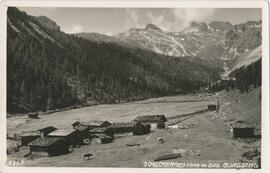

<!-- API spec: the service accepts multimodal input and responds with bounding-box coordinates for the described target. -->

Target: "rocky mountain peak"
[145,23,163,32]
[182,22,212,34]
[34,16,60,31]
[190,21,207,27]
[209,21,233,32]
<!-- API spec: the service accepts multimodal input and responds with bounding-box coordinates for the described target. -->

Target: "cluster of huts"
[11,105,258,158]
[18,114,167,157]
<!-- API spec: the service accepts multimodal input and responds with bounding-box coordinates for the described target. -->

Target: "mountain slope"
[115,22,228,61]
[223,45,261,77]
[221,20,262,81]
[211,20,262,93]
[114,20,261,73]
[223,20,262,67]
[7,7,222,113]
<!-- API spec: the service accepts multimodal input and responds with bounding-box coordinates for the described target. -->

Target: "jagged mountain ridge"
[223,20,262,63]
[76,20,261,71]
[221,20,262,78]
[7,7,222,113]
[114,22,230,59]
[114,21,261,68]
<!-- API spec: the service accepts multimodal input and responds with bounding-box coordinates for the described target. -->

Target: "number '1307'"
[8,160,24,166]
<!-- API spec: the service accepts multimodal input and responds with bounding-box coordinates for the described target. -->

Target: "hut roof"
[134,114,167,122]
[84,120,111,126]
[110,122,135,128]
[72,121,84,126]
[48,129,76,136]
[28,112,39,116]
[28,137,63,147]
[93,134,113,139]
[75,125,89,131]
[231,120,254,128]
[135,122,151,128]
[28,113,39,118]
[21,131,40,137]
[231,123,254,128]
[37,126,57,132]
[89,127,110,133]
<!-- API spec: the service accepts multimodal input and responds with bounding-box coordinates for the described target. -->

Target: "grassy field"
[6,89,261,167]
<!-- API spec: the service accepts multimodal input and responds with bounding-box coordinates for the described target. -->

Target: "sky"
[19,8,262,35]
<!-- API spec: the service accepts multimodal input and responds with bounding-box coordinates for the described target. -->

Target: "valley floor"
[6,88,261,168]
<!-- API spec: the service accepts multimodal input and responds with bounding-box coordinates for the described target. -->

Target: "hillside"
[7,7,222,113]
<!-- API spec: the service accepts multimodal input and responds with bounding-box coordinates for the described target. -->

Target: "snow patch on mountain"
[115,23,228,59]
[170,36,189,56]
[223,45,261,77]
[234,45,261,69]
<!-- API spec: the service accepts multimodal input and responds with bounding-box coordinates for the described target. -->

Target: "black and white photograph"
[1,0,269,171]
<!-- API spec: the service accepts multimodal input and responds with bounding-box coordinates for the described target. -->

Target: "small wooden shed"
[72,120,111,129]
[28,112,39,119]
[231,122,255,138]
[84,120,112,129]
[75,125,91,145]
[21,131,40,146]
[47,129,77,146]
[208,104,218,111]
[89,127,114,138]
[72,121,85,129]
[134,114,167,130]
[133,122,151,135]
[91,134,113,144]
[108,122,135,137]
[37,126,57,137]
[28,137,70,156]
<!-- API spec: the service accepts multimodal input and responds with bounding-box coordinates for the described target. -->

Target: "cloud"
[172,9,217,30]
[66,24,83,33]
[146,11,164,25]
[124,9,144,30]
[124,9,138,28]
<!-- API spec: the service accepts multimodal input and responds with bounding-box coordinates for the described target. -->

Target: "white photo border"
[0,0,269,173]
